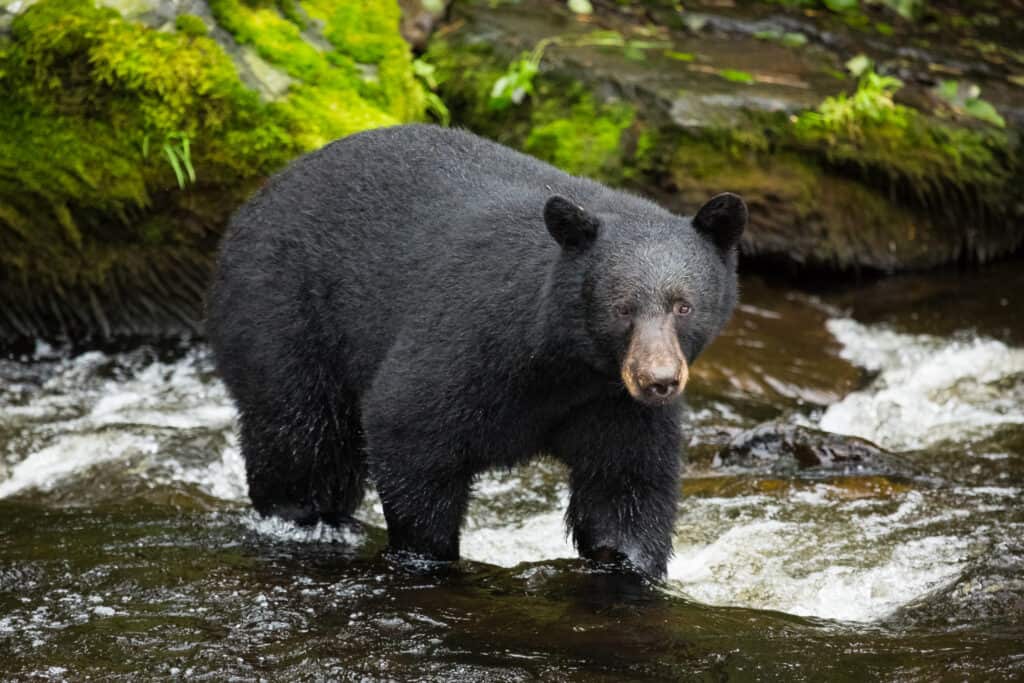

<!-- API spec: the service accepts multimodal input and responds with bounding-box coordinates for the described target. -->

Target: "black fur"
[206,124,744,577]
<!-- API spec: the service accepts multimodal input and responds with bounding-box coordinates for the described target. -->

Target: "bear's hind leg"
[239,391,366,527]
[369,441,472,561]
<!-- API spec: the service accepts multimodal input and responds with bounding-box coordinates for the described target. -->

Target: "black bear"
[207,124,746,577]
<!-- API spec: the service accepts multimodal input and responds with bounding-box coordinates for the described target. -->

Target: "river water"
[1,262,1022,680]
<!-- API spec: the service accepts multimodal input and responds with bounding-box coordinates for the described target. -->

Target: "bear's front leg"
[552,399,683,578]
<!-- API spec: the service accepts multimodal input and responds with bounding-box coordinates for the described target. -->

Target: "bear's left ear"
[544,195,600,251]
[693,192,747,252]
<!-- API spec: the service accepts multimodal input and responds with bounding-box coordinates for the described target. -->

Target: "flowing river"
[2,262,1022,680]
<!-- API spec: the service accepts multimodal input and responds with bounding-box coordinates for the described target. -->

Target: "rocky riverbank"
[1,0,1021,344]
[427,0,1023,273]
[0,0,435,343]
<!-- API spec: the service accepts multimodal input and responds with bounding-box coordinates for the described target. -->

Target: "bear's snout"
[620,318,688,406]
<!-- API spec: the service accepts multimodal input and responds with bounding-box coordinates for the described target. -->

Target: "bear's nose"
[641,366,682,401]
[646,380,679,399]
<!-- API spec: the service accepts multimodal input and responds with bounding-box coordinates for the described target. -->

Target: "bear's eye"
[614,303,634,318]
[672,301,693,317]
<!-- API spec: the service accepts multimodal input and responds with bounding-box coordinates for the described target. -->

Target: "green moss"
[0,0,429,341]
[208,0,334,82]
[792,69,1013,212]
[426,38,636,182]
[208,0,423,132]
[174,13,208,37]
[0,0,288,242]
[427,27,1021,272]
[525,96,634,178]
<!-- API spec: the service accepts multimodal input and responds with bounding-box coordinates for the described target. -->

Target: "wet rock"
[715,421,908,477]
[427,0,1024,274]
[888,542,1024,630]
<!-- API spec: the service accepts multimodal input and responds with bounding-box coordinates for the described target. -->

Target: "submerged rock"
[716,421,911,477]
[888,541,1024,630]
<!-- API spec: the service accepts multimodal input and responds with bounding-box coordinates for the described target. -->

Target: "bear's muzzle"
[620,317,688,406]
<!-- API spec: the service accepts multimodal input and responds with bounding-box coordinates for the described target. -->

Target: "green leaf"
[164,144,185,189]
[755,29,807,48]
[845,54,872,77]
[881,0,921,20]
[567,0,593,14]
[425,92,450,126]
[627,40,671,50]
[180,136,195,183]
[412,59,438,89]
[936,79,959,102]
[964,98,1006,127]
[782,32,808,47]
[578,30,625,47]
[718,69,755,84]
[664,50,695,62]
[488,54,541,110]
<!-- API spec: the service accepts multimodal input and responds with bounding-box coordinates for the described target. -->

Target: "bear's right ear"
[544,195,600,251]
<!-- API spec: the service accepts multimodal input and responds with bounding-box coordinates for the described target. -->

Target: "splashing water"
[3,315,1020,631]
[820,319,1024,451]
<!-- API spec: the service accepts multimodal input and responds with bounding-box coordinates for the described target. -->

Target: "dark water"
[2,262,1023,680]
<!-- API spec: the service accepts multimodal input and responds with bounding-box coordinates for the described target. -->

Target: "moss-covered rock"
[425,0,1024,274]
[0,0,429,344]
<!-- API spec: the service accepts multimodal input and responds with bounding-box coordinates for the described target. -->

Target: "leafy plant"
[823,0,857,12]
[794,60,907,143]
[412,59,451,125]
[935,80,1005,128]
[489,47,544,110]
[142,132,196,189]
[488,31,668,110]
[845,53,873,77]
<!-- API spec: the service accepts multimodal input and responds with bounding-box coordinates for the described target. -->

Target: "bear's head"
[545,192,747,407]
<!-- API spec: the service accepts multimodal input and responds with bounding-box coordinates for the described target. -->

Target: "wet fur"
[206,124,741,576]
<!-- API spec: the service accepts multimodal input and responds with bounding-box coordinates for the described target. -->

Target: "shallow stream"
[2,262,1022,680]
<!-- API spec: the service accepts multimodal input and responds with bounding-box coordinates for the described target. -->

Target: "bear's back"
[209,125,676,394]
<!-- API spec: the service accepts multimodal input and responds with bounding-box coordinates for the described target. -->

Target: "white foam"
[667,499,967,622]
[0,432,159,498]
[461,507,575,567]
[0,347,236,498]
[820,319,1024,450]
[165,439,248,502]
[0,329,1013,625]
[242,513,366,545]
